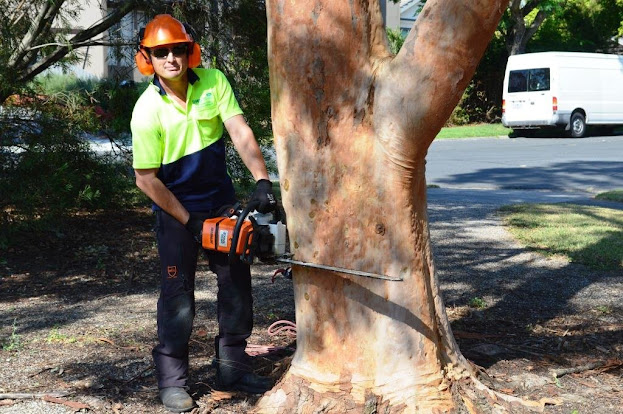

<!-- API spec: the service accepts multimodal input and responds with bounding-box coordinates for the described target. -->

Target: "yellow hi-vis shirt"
[131,68,243,211]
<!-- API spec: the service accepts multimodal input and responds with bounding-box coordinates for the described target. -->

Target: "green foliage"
[386,28,405,55]
[596,305,612,314]
[469,297,487,309]
[46,326,76,344]
[0,88,143,249]
[37,73,146,134]
[1,320,22,352]
[530,0,623,53]
[92,79,146,134]
[595,190,623,203]
[36,73,98,96]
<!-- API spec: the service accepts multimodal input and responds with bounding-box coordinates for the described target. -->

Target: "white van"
[502,52,623,137]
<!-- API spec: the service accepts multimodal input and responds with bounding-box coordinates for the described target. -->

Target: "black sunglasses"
[150,45,188,59]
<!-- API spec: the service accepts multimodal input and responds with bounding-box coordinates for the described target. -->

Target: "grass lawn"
[436,123,512,139]
[499,202,623,270]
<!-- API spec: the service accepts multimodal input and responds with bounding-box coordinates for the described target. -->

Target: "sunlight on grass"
[500,203,623,270]
[436,123,512,139]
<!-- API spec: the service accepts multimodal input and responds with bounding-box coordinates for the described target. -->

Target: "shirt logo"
[167,266,178,279]
[193,91,215,107]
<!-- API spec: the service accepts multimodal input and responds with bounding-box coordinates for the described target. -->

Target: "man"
[131,14,276,413]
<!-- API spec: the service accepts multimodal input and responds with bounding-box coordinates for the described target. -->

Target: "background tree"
[530,0,623,53]
[0,0,144,104]
[499,0,563,55]
[252,0,547,412]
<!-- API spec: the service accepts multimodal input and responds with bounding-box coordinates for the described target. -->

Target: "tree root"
[455,374,562,413]
[255,366,563,414]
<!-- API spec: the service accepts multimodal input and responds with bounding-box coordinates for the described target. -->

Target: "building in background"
[382,0,401,31]
[64,1,146,81]
[381,1,423,36]
[399,0,422,37]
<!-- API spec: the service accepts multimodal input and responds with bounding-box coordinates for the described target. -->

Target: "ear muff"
[135,48,154,76]
[183,23,202,69]
[188,42,201,68]
[135,27,154,76]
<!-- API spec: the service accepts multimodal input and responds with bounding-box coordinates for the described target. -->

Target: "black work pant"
[152,210,253,389]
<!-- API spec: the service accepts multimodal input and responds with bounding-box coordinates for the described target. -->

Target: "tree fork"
[257,1,515,412]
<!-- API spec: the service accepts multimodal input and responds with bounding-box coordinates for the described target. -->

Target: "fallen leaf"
[97,337,138,351]
[210,390,236,401]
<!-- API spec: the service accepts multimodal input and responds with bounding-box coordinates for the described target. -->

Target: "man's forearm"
[239,142,270,181]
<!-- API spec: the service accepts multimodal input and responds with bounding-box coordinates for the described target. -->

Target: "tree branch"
[378,0,509,153]
[15,0,141,84]
[525,9,546,39]
[521,0,541,17]
[26,40,136,51]
[9,0,66,68]
[7,0,28,26]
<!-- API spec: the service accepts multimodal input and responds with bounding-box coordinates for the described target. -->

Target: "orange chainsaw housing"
[202,217,254,255]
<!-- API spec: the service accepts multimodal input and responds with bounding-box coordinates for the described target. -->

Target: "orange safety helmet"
[135,14,202,76]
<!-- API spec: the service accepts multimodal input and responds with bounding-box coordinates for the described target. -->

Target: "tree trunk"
[505,0,548,55]
[257,0,508,412]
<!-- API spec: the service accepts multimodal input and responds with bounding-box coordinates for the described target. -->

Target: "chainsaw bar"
[275,257,404,282]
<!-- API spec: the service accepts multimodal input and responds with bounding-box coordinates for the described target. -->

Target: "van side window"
[508,68,550,92]
[528,68,550,91]
[509,70,528,92]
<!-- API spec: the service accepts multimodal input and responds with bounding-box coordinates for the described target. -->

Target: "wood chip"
[42,395,90,410]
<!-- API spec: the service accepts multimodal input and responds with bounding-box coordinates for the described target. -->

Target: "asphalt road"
[425,135,623,193]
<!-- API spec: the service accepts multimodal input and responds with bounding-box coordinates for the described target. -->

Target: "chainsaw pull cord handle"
[228,200,261,264]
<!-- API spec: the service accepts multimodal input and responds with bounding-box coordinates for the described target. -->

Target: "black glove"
[184,213,204,244]
[251,179,277,214]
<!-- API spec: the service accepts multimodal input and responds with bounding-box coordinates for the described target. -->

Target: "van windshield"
[508,68,550,93]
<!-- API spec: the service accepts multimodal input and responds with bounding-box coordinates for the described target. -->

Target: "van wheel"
[570,112,586,138]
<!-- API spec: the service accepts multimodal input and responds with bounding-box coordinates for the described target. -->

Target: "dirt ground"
[0,206,621,413]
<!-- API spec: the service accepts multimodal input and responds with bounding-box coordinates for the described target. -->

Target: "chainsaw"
[201,200,286,264]
[201,201,402,282]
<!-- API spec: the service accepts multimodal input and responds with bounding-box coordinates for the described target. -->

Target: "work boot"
[159,387,195,413]
[223,372,273,394]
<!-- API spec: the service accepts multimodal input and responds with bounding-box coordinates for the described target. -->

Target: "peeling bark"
[257,1,508,412]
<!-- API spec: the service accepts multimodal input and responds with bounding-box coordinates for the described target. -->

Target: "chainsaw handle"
[228,200,260,264]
